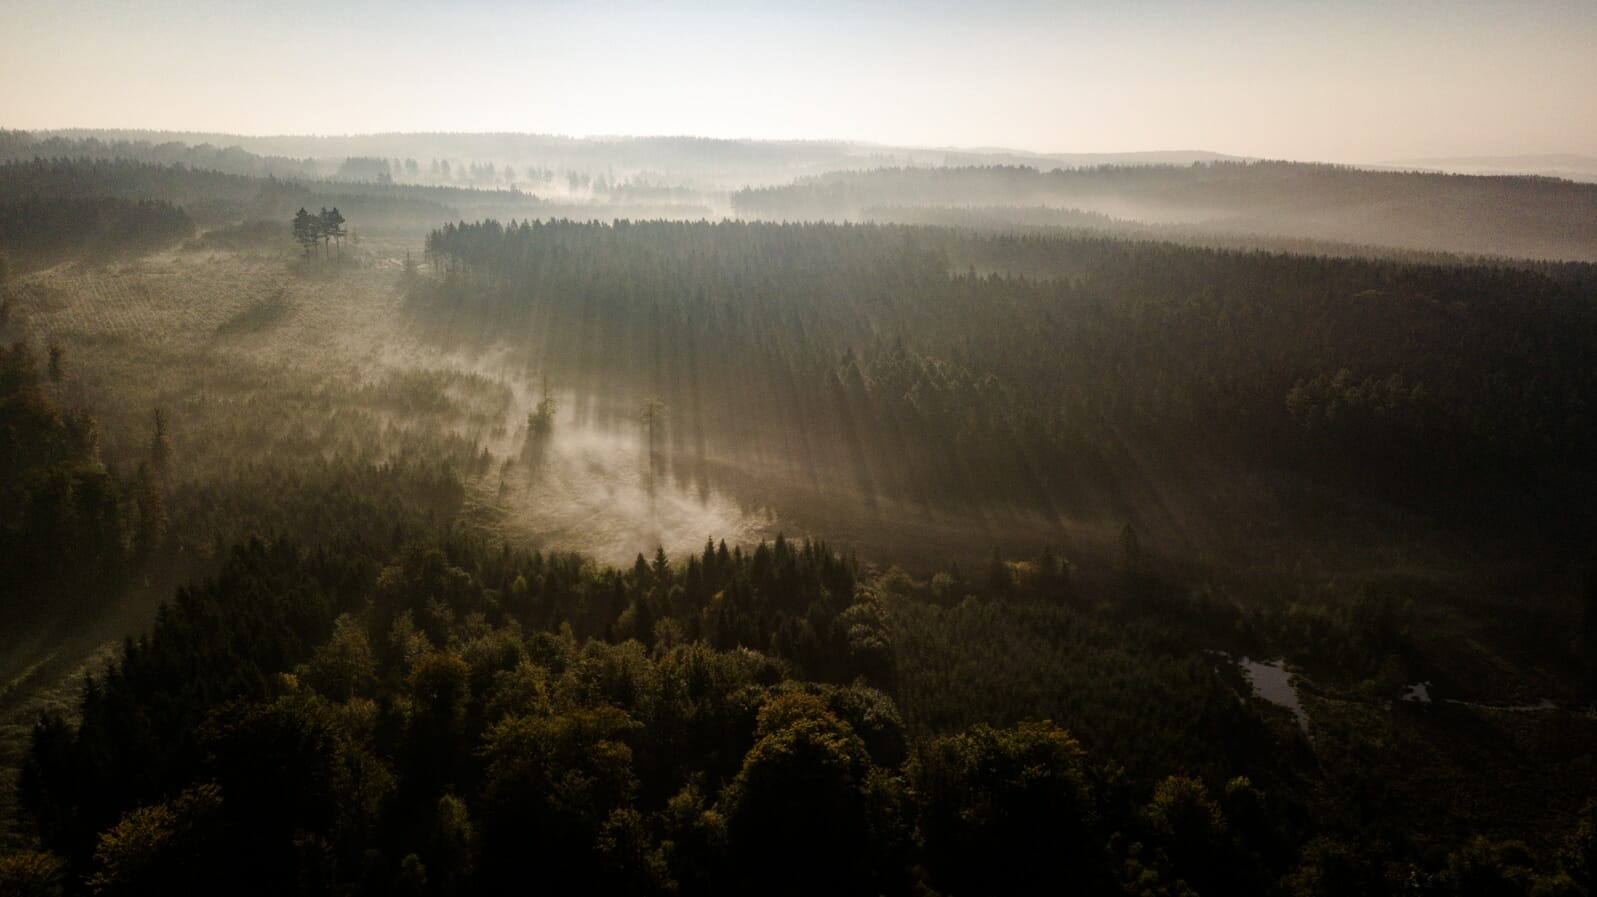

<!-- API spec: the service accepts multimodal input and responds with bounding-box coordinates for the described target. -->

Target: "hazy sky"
[2,0,1594,162]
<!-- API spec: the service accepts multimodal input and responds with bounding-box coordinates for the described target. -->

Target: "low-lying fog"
[489,382,774,565]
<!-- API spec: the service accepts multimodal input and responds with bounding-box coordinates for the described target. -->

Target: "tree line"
[0,198,192,265]
[0,158,547,236]
[729,162,1597,261]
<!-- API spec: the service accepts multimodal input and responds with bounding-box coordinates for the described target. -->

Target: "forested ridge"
[731,163,1597,260]
[0,158,549,242]
[418,219,1597,534]
[0,130,323,181]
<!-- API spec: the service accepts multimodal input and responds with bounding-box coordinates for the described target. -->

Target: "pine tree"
[524,376,559,468]
[291,208,318,257]
[652,547,671,588]
[639,397,666,464]
[323,208,347,257]
[317,207,333,257]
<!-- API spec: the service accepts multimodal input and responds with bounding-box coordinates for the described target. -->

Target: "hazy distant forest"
[0,127,1595,897]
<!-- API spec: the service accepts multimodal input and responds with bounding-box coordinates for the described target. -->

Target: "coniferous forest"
[2,11,1597,892]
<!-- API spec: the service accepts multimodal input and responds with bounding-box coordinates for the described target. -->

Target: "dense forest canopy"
[416,218,1597,542]
[0,129,323,180]
[0,198,193,263]
[0,136,1594,897]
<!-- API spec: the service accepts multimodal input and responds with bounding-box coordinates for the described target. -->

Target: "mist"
[3,3,1597,895]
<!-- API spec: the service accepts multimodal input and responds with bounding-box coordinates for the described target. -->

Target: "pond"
[1236,656,1310,733]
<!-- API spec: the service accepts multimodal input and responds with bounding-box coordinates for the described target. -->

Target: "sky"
[1,0,1594,163]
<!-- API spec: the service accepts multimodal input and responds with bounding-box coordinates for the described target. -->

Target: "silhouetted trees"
[323,206,346,256]
[292,207,318,256]
[292,206,348,258]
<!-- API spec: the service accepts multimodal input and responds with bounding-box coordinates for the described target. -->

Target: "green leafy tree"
[477,706,640,886]
[424,794,476,897]
[299,614,377,701]
[913,720,1099,896]
[405,651,472,790]
[204,690,391,864]
[722,692,881,896]
[1142,775,1268,895]
[655,783,727,895]
[393,853,428,897]
[595,807,673,896]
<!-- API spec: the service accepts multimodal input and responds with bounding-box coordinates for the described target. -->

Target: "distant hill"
[941,148,1247,169]
[1386,154,1597,183]
[10,130,1592,260]
[732,162,1597,261]
[0,157,546,238]
[19,129,1243,190]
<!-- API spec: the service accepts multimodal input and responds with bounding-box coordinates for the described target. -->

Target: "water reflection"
[1236,656,1310,733]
